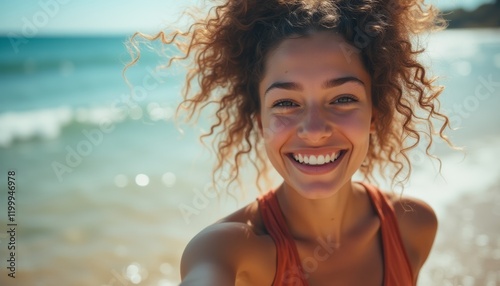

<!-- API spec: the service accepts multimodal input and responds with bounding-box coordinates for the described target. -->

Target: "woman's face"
[258,31,374,199]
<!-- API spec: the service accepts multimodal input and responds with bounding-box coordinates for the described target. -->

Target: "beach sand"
[419,180,500,286]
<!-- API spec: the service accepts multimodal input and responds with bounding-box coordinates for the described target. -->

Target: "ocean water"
[0,29,499,285]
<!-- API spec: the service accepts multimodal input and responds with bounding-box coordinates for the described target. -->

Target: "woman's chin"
[287,181,347,200]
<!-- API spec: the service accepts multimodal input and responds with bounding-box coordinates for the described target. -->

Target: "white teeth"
[317,155,325,165]
[325,154,331,162]
[292,151,343,165]
[309,156,317,165]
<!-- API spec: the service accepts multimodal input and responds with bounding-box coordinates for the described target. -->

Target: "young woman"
[130,0,452,284]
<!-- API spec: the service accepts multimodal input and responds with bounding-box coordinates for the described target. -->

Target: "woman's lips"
[287,150,347,175]
[292,151,342,165]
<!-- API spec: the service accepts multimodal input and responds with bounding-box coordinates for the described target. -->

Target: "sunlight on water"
[114,174,129,188]
[135,174,150,187]
[162,172,177,188]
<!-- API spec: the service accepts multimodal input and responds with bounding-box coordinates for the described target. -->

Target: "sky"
[0,0,495,36]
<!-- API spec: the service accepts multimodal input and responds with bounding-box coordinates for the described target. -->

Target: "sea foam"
[0,106,127,147]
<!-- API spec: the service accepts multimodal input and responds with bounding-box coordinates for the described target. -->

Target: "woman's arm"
[180,222,250,285]
[180,262,235,286]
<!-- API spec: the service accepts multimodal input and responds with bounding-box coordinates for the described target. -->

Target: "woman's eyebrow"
[264,76,365,96]
[264,82,301,95]
[322,76,365,89]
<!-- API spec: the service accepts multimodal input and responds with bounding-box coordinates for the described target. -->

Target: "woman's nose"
[297,107,332,143]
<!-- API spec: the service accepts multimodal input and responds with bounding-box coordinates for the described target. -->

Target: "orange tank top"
[257,182,414,285]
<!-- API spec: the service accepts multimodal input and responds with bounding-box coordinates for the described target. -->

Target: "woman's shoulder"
[361,183,437,234]
[180,199,274,284]
[179,221,252,285]
[385,192,438,244]
[181,199,264,262]
[385,191,438,277]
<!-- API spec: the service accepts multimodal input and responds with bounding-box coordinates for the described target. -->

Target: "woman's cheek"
[262,114,297,142]
[332,111,372,139]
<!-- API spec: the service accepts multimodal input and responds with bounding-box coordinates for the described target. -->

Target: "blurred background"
[0,0,499,285]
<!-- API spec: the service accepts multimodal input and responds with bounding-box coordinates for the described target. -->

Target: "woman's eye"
[333,96,357,104]
[272,100,298,108]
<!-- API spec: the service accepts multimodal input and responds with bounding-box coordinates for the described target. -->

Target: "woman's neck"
[275,180,359,247]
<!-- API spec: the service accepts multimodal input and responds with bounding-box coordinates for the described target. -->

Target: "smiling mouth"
[290,150,346,166]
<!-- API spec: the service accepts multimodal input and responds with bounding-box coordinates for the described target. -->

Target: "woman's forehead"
[262,32,368,82]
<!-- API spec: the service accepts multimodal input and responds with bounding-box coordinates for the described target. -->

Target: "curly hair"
[125,0,453,193]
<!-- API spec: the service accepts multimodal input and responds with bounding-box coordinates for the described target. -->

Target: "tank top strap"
[257,184,414,285]
[359,182,414,285]
[257,191,309,285]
